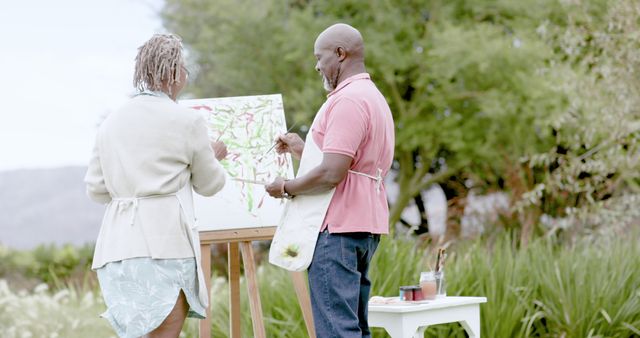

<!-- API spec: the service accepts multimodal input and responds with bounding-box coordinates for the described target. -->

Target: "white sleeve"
[84,132,111,204]
[189,115,226,196]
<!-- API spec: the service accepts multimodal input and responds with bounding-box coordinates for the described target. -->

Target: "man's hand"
[266,176,286,198]
[275,133,304,160]
[211,140,228,161]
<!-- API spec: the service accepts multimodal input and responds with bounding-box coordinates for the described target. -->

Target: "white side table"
[368,296,487,338]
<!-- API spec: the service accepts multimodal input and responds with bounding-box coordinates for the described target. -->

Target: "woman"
[85,34,227,338]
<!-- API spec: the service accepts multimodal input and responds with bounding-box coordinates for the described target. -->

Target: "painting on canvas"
[181,94,294,230]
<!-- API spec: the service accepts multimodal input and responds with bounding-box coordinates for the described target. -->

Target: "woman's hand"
[210,140,228,161]
[275,133,304,160]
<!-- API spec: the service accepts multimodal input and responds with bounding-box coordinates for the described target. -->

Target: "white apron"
[107,183,209,307]
[269,101,385,271]
[176,183,209,307]
[269,121,335,271]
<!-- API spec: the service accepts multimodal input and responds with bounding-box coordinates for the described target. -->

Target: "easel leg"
[199,244,212,338]
[240,241,267,338]
[290,271,316,338]
[228,242,242,338]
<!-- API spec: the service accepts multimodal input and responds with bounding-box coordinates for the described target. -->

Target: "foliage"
[0,244,94,288]
[439,231,640,337]
[181,231,640,337]
[0,281,111,338]
[518,0,640,237]
[161,0,577,233]
[2,231,637,337]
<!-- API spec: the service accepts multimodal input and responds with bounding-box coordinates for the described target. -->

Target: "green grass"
[182,231,639,337]
[0,280,112,338]
[1,231,638,337]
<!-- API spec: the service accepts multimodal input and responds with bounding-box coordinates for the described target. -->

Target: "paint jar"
[435,271,446,298]
[411,286,425,301]
[399,286,414,301]
[419,271,437,300]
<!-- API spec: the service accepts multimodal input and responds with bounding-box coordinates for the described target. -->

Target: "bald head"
[314,23,364,62]
[313,24,367,91]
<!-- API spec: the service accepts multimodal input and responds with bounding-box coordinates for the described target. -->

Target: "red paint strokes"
[257,195,265,208]
[190,105,213,111]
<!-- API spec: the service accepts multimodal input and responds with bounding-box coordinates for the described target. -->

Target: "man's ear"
[336,46,347,62]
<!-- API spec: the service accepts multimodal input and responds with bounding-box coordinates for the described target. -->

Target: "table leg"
[459,306,481,337]
[413,326,427,338]
[379,324,422,338]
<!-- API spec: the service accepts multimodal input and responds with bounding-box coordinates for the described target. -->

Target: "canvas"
[181,94,294,230]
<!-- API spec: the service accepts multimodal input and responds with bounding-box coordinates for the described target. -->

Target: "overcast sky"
[0,0,163,171]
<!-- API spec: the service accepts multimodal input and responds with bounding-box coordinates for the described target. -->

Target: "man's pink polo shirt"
[312,73,395,234]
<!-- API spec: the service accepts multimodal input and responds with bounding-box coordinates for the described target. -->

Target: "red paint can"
[399,286,414,301]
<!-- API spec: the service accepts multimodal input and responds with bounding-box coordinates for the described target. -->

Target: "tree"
[162,0,619,237]
[519,0,640,238]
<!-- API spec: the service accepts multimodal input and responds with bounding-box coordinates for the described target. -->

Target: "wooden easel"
[198,226,316,338]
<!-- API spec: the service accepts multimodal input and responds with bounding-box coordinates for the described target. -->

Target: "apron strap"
[347,168,384,193]
[111,192,178,226]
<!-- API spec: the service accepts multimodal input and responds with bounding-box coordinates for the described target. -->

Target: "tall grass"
[446,233,640,337]
[2,231,638,337]
[0,280,112,338]
[182,266,325,337]
[180,235,429,338]
[188,231,640,338]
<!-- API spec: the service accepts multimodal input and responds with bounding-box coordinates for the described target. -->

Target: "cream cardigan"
[85,94,225,270]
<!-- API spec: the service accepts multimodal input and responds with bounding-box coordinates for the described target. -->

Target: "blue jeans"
[308,230,381,338]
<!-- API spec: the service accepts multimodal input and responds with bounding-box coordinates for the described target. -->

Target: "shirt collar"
[327,73,371,97]
[136,89,172,100]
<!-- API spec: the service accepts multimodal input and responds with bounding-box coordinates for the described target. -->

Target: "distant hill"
[0,166,104,249]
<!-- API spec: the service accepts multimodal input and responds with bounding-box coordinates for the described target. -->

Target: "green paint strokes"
[183,95,292,216]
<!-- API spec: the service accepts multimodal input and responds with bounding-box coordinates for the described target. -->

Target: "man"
[266,23,395,337]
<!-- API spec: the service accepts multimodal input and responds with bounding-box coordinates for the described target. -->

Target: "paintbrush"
[435,248,444,273]
[232,178,269,185]
[437,249,447,273]
[440,252,448,272]
[261,122,298,156]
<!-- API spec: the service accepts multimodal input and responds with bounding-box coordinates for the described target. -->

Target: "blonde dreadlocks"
[133,34,185,96]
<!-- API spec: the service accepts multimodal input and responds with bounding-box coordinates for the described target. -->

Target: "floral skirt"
[96,257,206,338]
